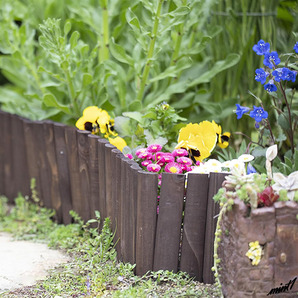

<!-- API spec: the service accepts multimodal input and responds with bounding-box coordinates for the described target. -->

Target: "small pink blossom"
[126,154,133,160]
[196,160,201,166]
[163,153,175,163]
[147,163,161,172]
[136,148,147,157]
[141,160,152,167]
[172,148,189,157]
[165,162,183,174]
[155,152,165,161]
[177,156,192,166]
[147,144,162,153]
[139,151,152,159]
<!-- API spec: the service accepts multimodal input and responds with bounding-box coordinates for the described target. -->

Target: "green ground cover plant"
[0,190,219,297]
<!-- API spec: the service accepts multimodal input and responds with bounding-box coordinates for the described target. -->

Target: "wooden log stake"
[153,173,185,272]
[180,173,209,281]
[203,172,228,284]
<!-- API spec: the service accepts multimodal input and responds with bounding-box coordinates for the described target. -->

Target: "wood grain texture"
[180,173,209,281]
[153,173,185,272]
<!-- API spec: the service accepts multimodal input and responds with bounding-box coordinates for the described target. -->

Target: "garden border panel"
[180,173,209,281]
[0,111,6,195]
[65,126,83,218]
[42,120,63,220]
[88,134,100,218]
[203,172,228,284]
[153,173,185,272]
[54,123,73,224]
[136,171,158,276]
[77,130,92,221]
[2,112,13,202]
[11,115,30,199]
[97,138,109,229]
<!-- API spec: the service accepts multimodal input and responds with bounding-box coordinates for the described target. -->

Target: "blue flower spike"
[249,106,268,122]
[294,42,298,54]
[255,68,268,84]
[253,40,270,55]
[235,104,250,119]
[264,79,277,92]
[263,51,281,69]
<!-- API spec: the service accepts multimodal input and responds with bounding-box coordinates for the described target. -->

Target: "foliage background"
[0,0,297,151]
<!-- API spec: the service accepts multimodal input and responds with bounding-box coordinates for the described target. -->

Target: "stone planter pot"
[218,198,298,298]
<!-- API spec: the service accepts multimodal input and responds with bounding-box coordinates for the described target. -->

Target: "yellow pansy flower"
[108,136,127,152]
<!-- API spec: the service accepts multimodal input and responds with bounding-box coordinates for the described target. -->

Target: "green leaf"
[82,73,93,87]
[64,20,72,36]
[43,93,71,114]
[114,116,134,137]
[149,57,192,83]
[122,111,144,124]
[69,31,80,49]
[109,38,134,66]
[188,53,240,87]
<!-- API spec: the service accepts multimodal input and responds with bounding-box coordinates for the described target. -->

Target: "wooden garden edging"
[0,110,227,284]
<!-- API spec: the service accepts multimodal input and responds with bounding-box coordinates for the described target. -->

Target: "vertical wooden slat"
[180,173,209,281]
[127,162,141,267]
[135,171,158,276]
[42,121,62,221]
[203,172,228,284]
[11,115,30,198]
[97,138,109,227]
[114,154,125,259]
[54,123,73,224]
[120,158,137,263]
[23,120,43,205]
[111,148,121,239]
[104,143,116,223]
[153,173,185,272]
[88,134,100,219]
[77,130,92,222]
[1,112,13,202]
[65,127,83,218]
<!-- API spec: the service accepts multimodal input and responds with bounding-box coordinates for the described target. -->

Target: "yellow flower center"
[170,167,178,173]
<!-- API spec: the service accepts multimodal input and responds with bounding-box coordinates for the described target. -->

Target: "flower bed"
[0,110,227,283]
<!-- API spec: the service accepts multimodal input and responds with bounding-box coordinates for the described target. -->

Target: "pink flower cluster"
[135,145,195,177]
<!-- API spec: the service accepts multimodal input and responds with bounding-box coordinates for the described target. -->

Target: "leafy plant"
[0,0,239,126]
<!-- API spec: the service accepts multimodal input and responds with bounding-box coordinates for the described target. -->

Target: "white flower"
[238,154,254,163]
[230,159,245,175]
[272,171,298,200]
[205,159,222,168]
[222,160,232,168]
[266,144,278,161]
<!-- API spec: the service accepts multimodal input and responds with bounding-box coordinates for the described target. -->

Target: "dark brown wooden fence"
[0,110,227,284]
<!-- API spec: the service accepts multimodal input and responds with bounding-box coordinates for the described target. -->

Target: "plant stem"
[136,0,164,102]
[64,68,80,116]
[99,0,109,62]
[279,82,294,154]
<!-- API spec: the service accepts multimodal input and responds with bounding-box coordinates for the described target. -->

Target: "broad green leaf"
[109,38,134,66]
[149,57,192,83]
[122,111,144,124]
[43,93,71,114]
[114,116,134,137]
[188,53,240,87]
